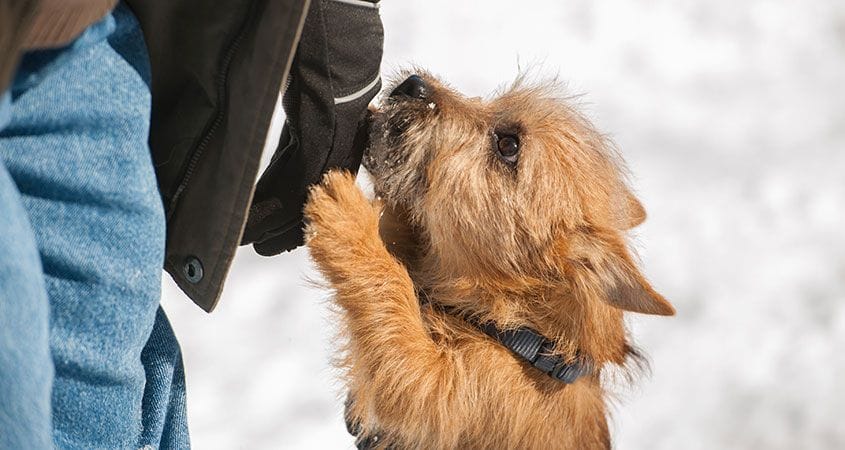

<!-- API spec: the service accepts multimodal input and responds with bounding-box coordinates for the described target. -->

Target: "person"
[0,0,383,447]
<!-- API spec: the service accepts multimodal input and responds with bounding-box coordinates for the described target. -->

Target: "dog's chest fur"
[333,209,613,449]
[344,297,611,450]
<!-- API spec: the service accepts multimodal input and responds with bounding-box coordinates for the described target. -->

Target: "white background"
[162,0,845,448]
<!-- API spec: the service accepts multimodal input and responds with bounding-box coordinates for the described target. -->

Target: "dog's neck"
[378,203,634,368]
[416,289,594,382]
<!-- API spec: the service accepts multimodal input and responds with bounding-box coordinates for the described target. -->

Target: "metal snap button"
[183,256,204,284]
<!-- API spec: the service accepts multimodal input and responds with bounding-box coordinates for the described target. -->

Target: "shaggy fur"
[304,70,675,450]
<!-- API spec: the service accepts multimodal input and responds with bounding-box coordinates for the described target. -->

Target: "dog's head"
[366,71,673,341]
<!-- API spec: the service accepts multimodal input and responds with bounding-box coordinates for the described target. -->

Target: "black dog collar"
[424,297,593,384]
[470,319,593,384]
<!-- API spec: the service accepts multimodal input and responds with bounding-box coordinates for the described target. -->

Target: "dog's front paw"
[304,170,381,251]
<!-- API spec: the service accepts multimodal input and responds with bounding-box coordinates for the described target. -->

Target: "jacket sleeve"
[241,0,383,255]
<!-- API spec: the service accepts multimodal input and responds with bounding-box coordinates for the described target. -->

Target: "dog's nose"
[390,75,429,100]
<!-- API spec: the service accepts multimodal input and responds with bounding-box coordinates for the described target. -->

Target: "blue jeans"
[0,5,189,449]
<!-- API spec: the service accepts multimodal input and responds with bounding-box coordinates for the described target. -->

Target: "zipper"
[165,2,260,221]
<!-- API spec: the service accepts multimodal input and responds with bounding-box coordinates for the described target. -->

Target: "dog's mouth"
[362,99,423,176]
[361,109,384,174]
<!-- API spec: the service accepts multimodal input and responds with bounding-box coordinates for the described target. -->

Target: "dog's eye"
[495,134,520,164]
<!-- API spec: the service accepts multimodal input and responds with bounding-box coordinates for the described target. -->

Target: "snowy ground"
[161,1,845,448]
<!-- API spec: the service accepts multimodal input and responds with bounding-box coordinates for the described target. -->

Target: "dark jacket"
[0,0,36,91]
[0,0,383,312]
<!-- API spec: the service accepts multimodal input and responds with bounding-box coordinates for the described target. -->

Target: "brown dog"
[304,71,674,450]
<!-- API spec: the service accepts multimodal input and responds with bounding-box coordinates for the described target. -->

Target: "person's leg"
[0,161,53,450]
[141,309,190,448]
[0,4,188,448]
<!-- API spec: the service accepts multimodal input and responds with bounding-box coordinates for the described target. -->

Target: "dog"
[303,71,675,450]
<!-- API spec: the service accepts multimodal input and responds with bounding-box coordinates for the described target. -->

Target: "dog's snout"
[390,75,429,100]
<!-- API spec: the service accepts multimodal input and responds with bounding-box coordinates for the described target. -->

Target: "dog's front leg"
[305,171,464,447]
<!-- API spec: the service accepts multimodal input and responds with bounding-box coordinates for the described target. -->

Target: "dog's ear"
[617,189,646,230]
[602,241,675,316]
[564,231,675,316]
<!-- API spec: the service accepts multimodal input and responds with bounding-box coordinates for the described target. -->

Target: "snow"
[160,0,845,448]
